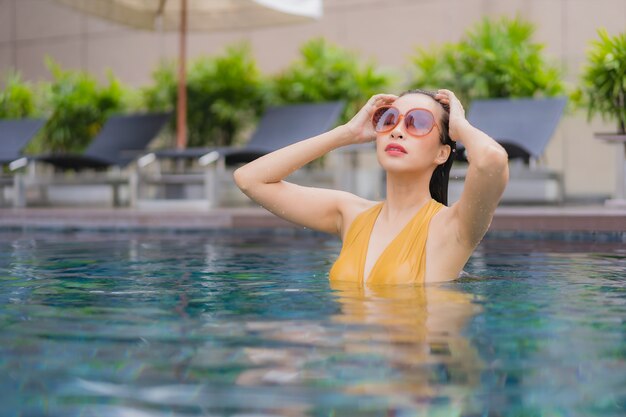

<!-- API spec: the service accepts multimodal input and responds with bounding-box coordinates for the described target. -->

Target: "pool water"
[1,230,625,417]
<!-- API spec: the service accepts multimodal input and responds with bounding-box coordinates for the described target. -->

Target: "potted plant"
[575,29,626,204]
[576,29,626,141]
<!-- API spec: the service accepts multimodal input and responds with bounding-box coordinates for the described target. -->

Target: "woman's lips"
[384,143,407,154]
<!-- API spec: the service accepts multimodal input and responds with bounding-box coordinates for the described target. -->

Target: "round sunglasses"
[372,106,439,137]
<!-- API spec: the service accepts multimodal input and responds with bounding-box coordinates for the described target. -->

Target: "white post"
[606,140,626,207]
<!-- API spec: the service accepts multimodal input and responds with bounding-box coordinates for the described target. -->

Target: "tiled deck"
[0,205,625,233]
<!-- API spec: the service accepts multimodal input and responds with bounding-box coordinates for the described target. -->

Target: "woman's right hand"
[344,93,398,144]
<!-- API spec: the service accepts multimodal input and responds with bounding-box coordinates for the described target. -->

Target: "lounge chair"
[133,101,344,208]
[0,118,46,165]
[11,112,170,207]
[0,118,46,205]
[449,97,567,204]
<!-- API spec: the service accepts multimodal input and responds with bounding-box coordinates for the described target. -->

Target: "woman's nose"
[390,128,404,139]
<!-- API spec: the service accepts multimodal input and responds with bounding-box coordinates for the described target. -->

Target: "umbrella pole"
[176,0,188,149]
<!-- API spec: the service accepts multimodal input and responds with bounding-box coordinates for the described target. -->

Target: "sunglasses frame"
[372,106,440,138]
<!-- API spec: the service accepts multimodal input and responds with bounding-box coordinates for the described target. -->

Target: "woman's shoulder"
[341,194,380,218]
[337,193,381,239]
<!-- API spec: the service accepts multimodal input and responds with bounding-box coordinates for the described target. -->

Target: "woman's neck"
[382,171,433,219]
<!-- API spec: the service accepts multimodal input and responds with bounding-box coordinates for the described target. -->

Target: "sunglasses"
[372,106,439,137]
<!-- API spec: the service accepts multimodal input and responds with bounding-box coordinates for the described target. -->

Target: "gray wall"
[2,0,626,199]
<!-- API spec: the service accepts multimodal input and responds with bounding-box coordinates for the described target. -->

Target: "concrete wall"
[1,0,625,200]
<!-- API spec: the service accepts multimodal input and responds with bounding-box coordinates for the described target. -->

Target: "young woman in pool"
[234,89,509,284]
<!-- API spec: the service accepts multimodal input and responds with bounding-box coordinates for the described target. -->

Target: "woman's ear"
[435,144,451,165]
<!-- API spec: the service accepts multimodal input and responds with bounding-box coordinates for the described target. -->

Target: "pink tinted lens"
[405,109,435,136]
[372,107,400,132]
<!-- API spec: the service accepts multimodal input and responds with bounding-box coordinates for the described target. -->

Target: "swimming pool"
[1,230,625,416]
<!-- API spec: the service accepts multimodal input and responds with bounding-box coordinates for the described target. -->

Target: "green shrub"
[0,73,38,119]
[574,29,626,134]
[272,38,393,123]
[142,61,177,113]
[409,16,565,104]
[143,43,268,148]
[29,59,127,154]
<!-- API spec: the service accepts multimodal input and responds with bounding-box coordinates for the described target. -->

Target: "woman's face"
[375,93,450,175]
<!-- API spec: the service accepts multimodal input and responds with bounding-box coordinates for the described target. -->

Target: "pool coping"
[1,205,625,233]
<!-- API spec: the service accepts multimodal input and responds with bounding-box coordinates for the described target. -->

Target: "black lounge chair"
[12,112,170,207]
[456,97,567,163]
[0,118,46,206]
[0,118,45,166]
[134,102,344,208]
[152,101,345,164]
[450,97,568,204]
[33,112,171,170]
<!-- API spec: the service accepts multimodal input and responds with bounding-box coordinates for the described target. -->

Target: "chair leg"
[112,184,121,207]
[204,167,216,209]
[129,170,139,208]
[13,173,26,208]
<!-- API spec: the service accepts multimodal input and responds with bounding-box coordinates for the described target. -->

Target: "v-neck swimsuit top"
[329,199,444,285]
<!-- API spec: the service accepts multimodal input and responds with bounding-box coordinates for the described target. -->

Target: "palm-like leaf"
[578,29,626,134]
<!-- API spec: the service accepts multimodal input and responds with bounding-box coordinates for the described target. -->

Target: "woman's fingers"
[437,88,456,97]
[436,89,464,111]
[370,93,397,105]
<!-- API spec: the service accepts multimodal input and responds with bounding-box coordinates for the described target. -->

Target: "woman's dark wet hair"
[399,88,456,206]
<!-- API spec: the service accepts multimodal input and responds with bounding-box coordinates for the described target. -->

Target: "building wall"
[1,0,625,200]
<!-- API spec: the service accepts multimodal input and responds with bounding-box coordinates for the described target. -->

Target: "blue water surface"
[0,229,625,417]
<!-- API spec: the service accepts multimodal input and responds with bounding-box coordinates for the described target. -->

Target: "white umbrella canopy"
[56,0,322,31]
[54,0,323,148]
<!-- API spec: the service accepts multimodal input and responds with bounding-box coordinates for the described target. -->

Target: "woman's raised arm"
[436,89,509,247]
[234,94,398,236]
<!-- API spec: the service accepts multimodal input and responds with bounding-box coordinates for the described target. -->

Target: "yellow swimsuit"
[329,199,444,285]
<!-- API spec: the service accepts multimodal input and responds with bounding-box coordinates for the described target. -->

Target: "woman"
[234,89,509,284]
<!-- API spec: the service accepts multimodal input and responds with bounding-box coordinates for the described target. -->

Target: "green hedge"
[29,60,129,154]
[272,38,393,124]
[143,44,268,148]
[408,16,565,105]
[0,73,38,119]
[1,21,577,153]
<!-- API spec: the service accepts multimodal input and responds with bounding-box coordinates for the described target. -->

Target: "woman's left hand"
[435,89,470,142]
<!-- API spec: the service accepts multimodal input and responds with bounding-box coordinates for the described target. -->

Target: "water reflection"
[330,281,483,412]
[236,280,484,414]
[5,231,623,416]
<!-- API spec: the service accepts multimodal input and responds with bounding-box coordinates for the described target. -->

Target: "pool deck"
[1,204,625,232]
